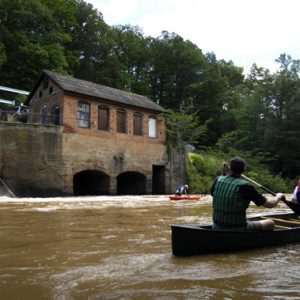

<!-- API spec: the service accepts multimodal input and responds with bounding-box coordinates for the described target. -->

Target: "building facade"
[0,70,172,196]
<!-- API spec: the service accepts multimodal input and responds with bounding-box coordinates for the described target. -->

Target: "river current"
[0,194,300,300]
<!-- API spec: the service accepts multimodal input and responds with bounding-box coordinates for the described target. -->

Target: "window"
[49,86,54,94]
[133,112,143,136]
[149,116,157,138]
[39,90,43,98]
[43,80,49,89]
[77,101,90,128]
[41,105,48,124]
[51,105,60,125]
[117,109,127,133]
[98,105,109,131]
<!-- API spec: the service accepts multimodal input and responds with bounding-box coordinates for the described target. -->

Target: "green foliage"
[0,0,78,89]
[246,170,293,194]
[148,31,206,109]
[0,43,7,69]
[69,1,120,86]
[186,152,226,193]
[111,25,151,94]
[186,150,294,194]
[238,57,300,178]
[162,106,207,150]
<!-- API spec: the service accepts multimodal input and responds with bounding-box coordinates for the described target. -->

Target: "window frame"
[98,105,110,131]
[148,116,157,138]
[77,100,90,128]
[116,108,127,133]
[51,105,60,126]
[133,112,143,136]
[43,80,49,89]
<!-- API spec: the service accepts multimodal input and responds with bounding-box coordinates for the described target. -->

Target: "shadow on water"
[0,195,300,299]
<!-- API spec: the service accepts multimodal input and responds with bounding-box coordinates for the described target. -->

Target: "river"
[0,194,300,300]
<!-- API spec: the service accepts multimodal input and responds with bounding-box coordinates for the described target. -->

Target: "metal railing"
[0,110,62,126]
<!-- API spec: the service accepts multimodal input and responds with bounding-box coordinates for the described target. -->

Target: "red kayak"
[169,195,201,201]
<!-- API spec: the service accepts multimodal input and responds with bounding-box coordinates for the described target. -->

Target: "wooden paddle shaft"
[241,174,276,196]
[240,173,300,216]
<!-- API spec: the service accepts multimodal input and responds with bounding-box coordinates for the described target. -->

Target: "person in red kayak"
[211,157,286,231]
[175,184,189,196]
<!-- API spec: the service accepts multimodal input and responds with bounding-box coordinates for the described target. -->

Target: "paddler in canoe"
[211,157,286,231]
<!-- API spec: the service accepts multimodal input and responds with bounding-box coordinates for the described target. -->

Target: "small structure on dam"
[0,70,180,196]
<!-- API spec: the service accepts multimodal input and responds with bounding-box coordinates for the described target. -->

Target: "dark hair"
[230,157,245,174]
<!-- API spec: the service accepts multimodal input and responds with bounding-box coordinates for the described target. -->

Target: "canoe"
[171,212,300,256]
[169,195,201,201]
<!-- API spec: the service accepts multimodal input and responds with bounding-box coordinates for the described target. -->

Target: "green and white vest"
[213,176,250,227]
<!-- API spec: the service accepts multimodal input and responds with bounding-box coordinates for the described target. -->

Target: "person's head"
[230,157,245,174]
[184,184,189,190]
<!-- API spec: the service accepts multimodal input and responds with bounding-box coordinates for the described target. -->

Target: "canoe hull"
[171,213,300,256]
[169,196,201,201]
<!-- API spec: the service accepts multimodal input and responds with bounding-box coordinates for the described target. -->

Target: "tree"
[0,43,7,69]
[0,0,78,89]
[110,25,151,94]
[148,31,206,108]
[185,53,244,146]
[162,107,207,149]
[67,0,123,87]
[232,55,300,178]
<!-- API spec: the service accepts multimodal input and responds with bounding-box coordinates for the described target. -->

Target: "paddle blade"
[282,199,300,216]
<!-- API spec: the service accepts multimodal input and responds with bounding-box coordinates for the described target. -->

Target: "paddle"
[241,174,300,216]
[222,161,300,215]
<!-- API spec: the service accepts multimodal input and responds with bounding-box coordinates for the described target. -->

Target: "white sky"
[87,0,300,73]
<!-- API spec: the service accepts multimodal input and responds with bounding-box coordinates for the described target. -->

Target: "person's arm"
[263,193,285,208]
[239,184,285,208]
[239,184,266,206]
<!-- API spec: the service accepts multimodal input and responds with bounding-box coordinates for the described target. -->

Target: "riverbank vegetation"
[186,151,294,194]
[1,0,299,192]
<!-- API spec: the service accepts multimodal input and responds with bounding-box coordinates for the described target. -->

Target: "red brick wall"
[62,92,166,145]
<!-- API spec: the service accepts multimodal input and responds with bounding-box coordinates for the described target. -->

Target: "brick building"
[7,70,169,196]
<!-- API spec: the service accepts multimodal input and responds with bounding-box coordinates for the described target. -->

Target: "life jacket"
[213,175,250,227]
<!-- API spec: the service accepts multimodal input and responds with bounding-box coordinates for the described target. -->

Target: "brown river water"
[0,194,300,300]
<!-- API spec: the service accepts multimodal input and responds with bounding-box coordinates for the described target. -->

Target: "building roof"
[27,70,164,112]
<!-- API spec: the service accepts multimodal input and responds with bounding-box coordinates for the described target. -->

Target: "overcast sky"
[87,0,300,73]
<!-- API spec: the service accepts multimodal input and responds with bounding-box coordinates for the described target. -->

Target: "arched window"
[117,109,127,133]
[43,80,49,89]
[148,116,157,138]
[133,112,143,136]
[51,105,60,125]
[98,105,109,131]
[40,105,48,124]
[77,101,90,128]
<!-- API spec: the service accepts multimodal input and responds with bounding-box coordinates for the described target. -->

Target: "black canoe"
[171,212,300,256]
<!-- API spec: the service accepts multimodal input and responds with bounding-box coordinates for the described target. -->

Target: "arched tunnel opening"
[117,171,146,195]
[73,170,110,196]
